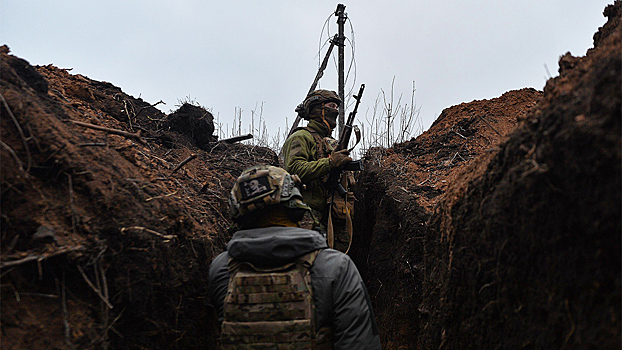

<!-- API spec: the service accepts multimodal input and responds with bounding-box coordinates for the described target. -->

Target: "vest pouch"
[330,172,356,221]
[331,192,355,221]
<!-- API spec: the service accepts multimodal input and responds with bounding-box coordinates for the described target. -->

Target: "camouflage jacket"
[282,120,335,212]
[209,227,382,350]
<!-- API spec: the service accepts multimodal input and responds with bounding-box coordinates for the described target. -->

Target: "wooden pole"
[285,35,339,139]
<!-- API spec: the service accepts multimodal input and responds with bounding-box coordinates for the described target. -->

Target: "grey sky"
[2,0,612,143]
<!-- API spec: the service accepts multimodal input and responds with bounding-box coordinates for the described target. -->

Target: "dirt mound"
[1,44,276,349]
[165,103,215,149]
[352,88,542,349]
[353,2,620,349]
[419,2,621,348]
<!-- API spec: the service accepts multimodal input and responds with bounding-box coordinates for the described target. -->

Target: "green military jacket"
[282,120,334,213]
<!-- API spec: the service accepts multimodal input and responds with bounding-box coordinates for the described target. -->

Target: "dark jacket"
[209,226,382,350]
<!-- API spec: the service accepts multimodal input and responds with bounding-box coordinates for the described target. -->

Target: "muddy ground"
[1,2,620,349]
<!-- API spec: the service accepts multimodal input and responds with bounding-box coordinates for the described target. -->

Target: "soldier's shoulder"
[287,128,315,142]
[313,249,354,275]
[209,251,230,274]
[291,127,314,136]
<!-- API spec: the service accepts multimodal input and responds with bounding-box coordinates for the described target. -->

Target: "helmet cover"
[230,165,309,220]
[295,89,341,120]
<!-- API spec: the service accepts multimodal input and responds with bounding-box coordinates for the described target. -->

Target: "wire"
[344,36,357,109]
[344,17,357,109]
[318,14,333,70]
[314,10,358,110]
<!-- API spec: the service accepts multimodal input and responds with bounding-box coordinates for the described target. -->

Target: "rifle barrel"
[338,84,365,150]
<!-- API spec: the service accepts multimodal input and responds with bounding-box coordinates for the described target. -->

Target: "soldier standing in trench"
[282,89,354,252]
[209,165,381,349]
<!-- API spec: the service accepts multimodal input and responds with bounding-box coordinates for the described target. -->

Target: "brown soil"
[1,45,276,349]
[353,2,621,349]
[1,2,620,349]
[351,88,542,349]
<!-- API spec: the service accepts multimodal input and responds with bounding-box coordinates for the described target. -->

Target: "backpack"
[221,250,333,349]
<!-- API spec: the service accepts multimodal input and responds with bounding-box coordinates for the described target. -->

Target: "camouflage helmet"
[295,89,341,120]
[229,165,309,220]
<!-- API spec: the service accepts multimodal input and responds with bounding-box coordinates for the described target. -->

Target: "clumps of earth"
[1,2,620,349]
[166,103,216,149]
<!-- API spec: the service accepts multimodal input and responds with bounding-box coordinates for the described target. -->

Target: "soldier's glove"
[328,149,353,169]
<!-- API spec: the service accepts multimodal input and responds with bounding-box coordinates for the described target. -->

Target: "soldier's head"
[229,165,310,229]
[296,89,341,131]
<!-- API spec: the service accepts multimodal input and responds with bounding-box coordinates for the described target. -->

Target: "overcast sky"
[2,0,612,143]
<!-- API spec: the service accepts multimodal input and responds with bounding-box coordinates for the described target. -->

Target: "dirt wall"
[352,87,542,349]
[419,3,621,348]
[353,2,620,349]
[1,45,277,349]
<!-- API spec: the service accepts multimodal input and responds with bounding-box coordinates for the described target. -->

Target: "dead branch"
[77,265,114,309]
[51,88,70,102]
[171,153,197,174]
[122,100,136,131]
[65,173,77,234]
[452,130,467,139]
[478,115,502,136]
[0,246,85,269]
[145,191,178,202]
[120,226,176,240]
[43,143,67,164]
[61,275,76,350]
[131,147,164,166]
[70,120,146,145]
[560,299,576,350]
[99,261,108,299]
[418,174,432,186]
[0,92,32,171]
[19,292,59,299]
[219,133,253,144]
[99,260,110,347]
[200,186,226,200]
[448,151,460,165]
[25,123,42,152]
[135,100,165,118]
[4,283,21,301]
[0,140,25,172]
[135,148,168,165]
[89,309,125,347]
[204,200,229,222]
[375,277,383,298]
[78,142,107,147]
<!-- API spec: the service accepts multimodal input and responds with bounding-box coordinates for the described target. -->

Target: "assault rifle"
[330,83,365,196]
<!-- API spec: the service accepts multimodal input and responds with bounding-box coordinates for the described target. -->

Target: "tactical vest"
[221,250,333,350]
[292,126,337,161]
[295,127,356,223]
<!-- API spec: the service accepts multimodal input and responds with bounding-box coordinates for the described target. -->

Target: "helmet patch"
[240,176,271,200]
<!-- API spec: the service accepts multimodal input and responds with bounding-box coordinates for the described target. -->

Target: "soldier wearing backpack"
[209,165,381,349]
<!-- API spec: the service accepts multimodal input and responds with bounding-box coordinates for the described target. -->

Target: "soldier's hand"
[329,149,352,169]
